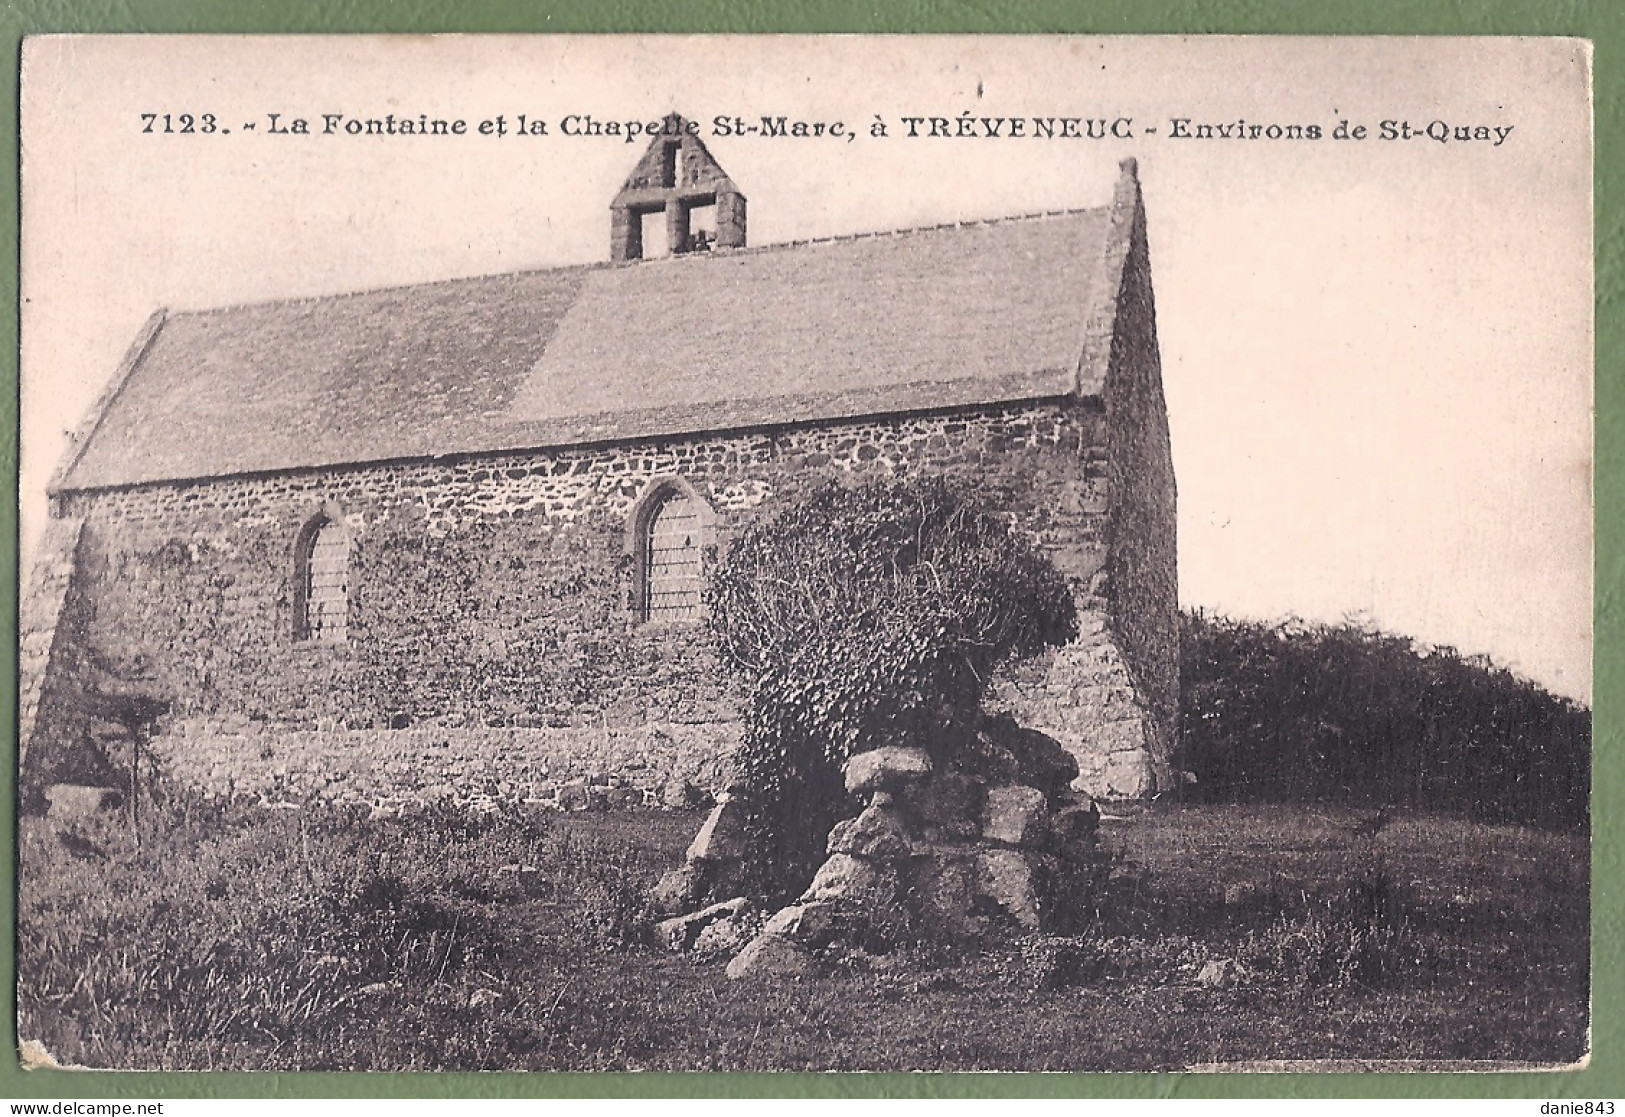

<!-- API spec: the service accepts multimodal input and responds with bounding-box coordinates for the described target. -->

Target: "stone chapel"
[20,120,1178,811]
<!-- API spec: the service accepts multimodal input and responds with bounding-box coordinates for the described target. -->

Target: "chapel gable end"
[610,114,747,261]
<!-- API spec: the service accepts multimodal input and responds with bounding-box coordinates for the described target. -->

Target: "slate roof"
[54,164,1143,493]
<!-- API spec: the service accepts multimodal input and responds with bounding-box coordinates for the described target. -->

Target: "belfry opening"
[609,114,747,262]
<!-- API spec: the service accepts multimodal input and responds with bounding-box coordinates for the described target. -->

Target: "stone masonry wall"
[52,398,1165,804]
[989,203,1178,798]
[1101,198,1179,788]
[18,516,89,794]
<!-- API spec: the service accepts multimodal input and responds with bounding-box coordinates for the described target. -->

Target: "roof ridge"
[164,205,1112,318]
[761,205,1105,254]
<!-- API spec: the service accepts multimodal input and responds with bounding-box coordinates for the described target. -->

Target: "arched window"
[628,478,713,623]
[294,515,350,643]
[643,489,704,621]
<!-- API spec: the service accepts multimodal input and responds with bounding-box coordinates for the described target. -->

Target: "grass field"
[17,796,1589,1072]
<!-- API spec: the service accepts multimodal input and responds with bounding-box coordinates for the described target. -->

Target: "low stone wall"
[152,719,740,812]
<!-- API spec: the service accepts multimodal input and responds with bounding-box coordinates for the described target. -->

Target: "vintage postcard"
[16,36,1592,1072]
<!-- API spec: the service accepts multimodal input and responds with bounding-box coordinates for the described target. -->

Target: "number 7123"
[140,113,220,134]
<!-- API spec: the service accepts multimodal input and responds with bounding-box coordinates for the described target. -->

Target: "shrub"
[706,478,1076,892]
[1175,610,1591,828]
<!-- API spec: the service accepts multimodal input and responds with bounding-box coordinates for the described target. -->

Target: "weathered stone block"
[906,848,984,938]
[650,865,704,915]
[1100,748,1154,799]
[981,784,1049,847]
[725,933,814,980]
[999,723,1081,795]
[689,912,758,962]
[654,896,753,952]
[843,747,932,795]
[802,853,898,907]
[826,802,912,861]
[898,771,984,840]
[684,794,754,863]
[976,848,1042,930]
[762,900,846,948]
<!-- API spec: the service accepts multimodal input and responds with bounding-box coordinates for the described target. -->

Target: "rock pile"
[652,714,1107,979]
[650,779,763,917]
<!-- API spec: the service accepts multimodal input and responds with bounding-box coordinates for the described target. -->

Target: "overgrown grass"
[18,797,1588,1071]
[19,793,663,1069]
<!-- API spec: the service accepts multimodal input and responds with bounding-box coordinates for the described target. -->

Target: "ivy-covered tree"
[706,478,1077,893]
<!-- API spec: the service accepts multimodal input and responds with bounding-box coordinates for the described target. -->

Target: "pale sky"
[19,36,1593,702]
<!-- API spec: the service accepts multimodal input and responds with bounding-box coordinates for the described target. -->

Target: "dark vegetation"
[19,792,1588,1071]
[706,478,1076,893]
[1175,610,1590,829]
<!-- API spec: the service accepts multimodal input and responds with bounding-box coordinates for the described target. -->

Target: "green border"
[1,0,1618,1101]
